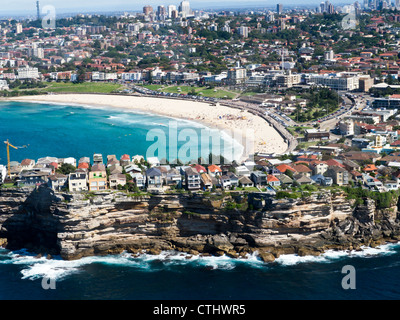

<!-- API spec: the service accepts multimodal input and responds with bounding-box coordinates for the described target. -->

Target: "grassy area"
[43,82,123,94]
[142,84,238,99]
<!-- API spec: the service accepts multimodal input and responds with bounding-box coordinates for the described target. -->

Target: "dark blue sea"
[1,101,400,301]
[1,245,400,300]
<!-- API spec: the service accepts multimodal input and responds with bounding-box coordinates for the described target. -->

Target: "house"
[68,171,88,192]
[107,155,119,167]
[0,165,6,184]
[239,175,254,188]
[309,161,328,175]
[251,171,267,187]
[146,167,163,189]
[304,129,330,141]
[61,157,77,167]
[147,157,160,167]
[293,173,313,185]
[267,174,281,187]
[109,173,127,189]
[219,174,232,189]
[93,153,103,165]
[363,164,378,174]
[277,174,293,186]
[235,165,251,177]
[20,159,35,170]
[325,166,349,186]
[109,163,123,175]
[88,164,108,191]
[18,171,49,187]
[384,180,399,191]
[276,164,296,174]
[292,164,312,177]
[200,172,213,190]
[166,168,182,186]
[47,174,68,191]
[185,167,201,190]
[193,164,207,174]
[311,174,333,186]
[120,154,131,167]
[342,159,361,172]
[124,164,142,175]
[348,170,362,183]
[325,159,345,168]
[207,164,222,177]
[227,172,239,188]
[131,172,146,189]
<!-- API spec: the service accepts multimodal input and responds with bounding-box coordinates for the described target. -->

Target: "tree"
[56,163,76,175]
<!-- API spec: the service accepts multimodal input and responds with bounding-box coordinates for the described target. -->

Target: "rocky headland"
[1,185,400,263]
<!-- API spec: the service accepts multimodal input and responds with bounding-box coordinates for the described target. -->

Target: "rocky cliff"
[1,185,400,262]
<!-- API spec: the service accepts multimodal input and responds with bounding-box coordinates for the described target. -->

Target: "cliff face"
[1,185,400,262]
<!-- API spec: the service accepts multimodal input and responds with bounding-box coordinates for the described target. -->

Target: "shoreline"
[6,94,288,161]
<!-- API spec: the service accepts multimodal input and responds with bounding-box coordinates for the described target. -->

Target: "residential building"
[237,26,249,38]
[311,174,333,186]
[68,171,88,192]
[47,174,68,191]
[338,120,354,136]
[17,66,39,80]
[88,164,108,191]
[304,129,330,141]
[201,172,213,190]
[251,171,267,186]
[146,167,163,189]
[166,168,182,186]
[267,174,281,187]
[185,167,201,190]
[109,173,127,189]
[18,171,49,187]
[325,166,349,186]
[0,165,6,184]
[239,175,254,188]
[207,164,222,177]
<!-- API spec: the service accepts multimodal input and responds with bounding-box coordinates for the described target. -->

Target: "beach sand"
[9,94,288,160]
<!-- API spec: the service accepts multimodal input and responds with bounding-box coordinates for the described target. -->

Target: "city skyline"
[2,0,358,17]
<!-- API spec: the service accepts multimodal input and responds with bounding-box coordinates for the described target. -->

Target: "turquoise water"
[0,101,243,165]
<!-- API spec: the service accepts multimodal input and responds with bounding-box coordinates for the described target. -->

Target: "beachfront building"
[88,164,108,191]
[48,174,68,191]
[146,167,163,189]
[68,171,88,192]
[185,167,201,190]
[109,173,127,189]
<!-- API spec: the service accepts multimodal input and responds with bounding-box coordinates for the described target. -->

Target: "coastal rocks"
[2,186,400,263]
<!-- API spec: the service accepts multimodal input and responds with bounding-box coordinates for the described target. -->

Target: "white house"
[0,165,6,183]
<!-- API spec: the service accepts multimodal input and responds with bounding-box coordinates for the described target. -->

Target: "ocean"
[1,101,400,301]
[0,101,244,165]
[1,245,400,300]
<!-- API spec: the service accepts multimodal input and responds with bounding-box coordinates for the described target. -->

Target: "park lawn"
[44,82,123,93]
[149,85,237,99]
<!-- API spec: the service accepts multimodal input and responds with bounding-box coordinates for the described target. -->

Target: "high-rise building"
[36,1,40,21]
[15,23,23,34]
[157,5,166,19]
[277,3,283,14]
[179,1,192,17]
[143,5,153,16]
[237,26,249,38]
[167,5,177,18]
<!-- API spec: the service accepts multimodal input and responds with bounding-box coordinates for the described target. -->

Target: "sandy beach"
[9,94,288,160]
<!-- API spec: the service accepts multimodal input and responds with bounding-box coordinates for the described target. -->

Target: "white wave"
[275,243,400,266]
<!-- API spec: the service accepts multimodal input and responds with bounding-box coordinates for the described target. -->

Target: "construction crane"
[3,140,28,178]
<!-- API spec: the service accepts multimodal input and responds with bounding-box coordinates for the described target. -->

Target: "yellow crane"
[3,140,27,178]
